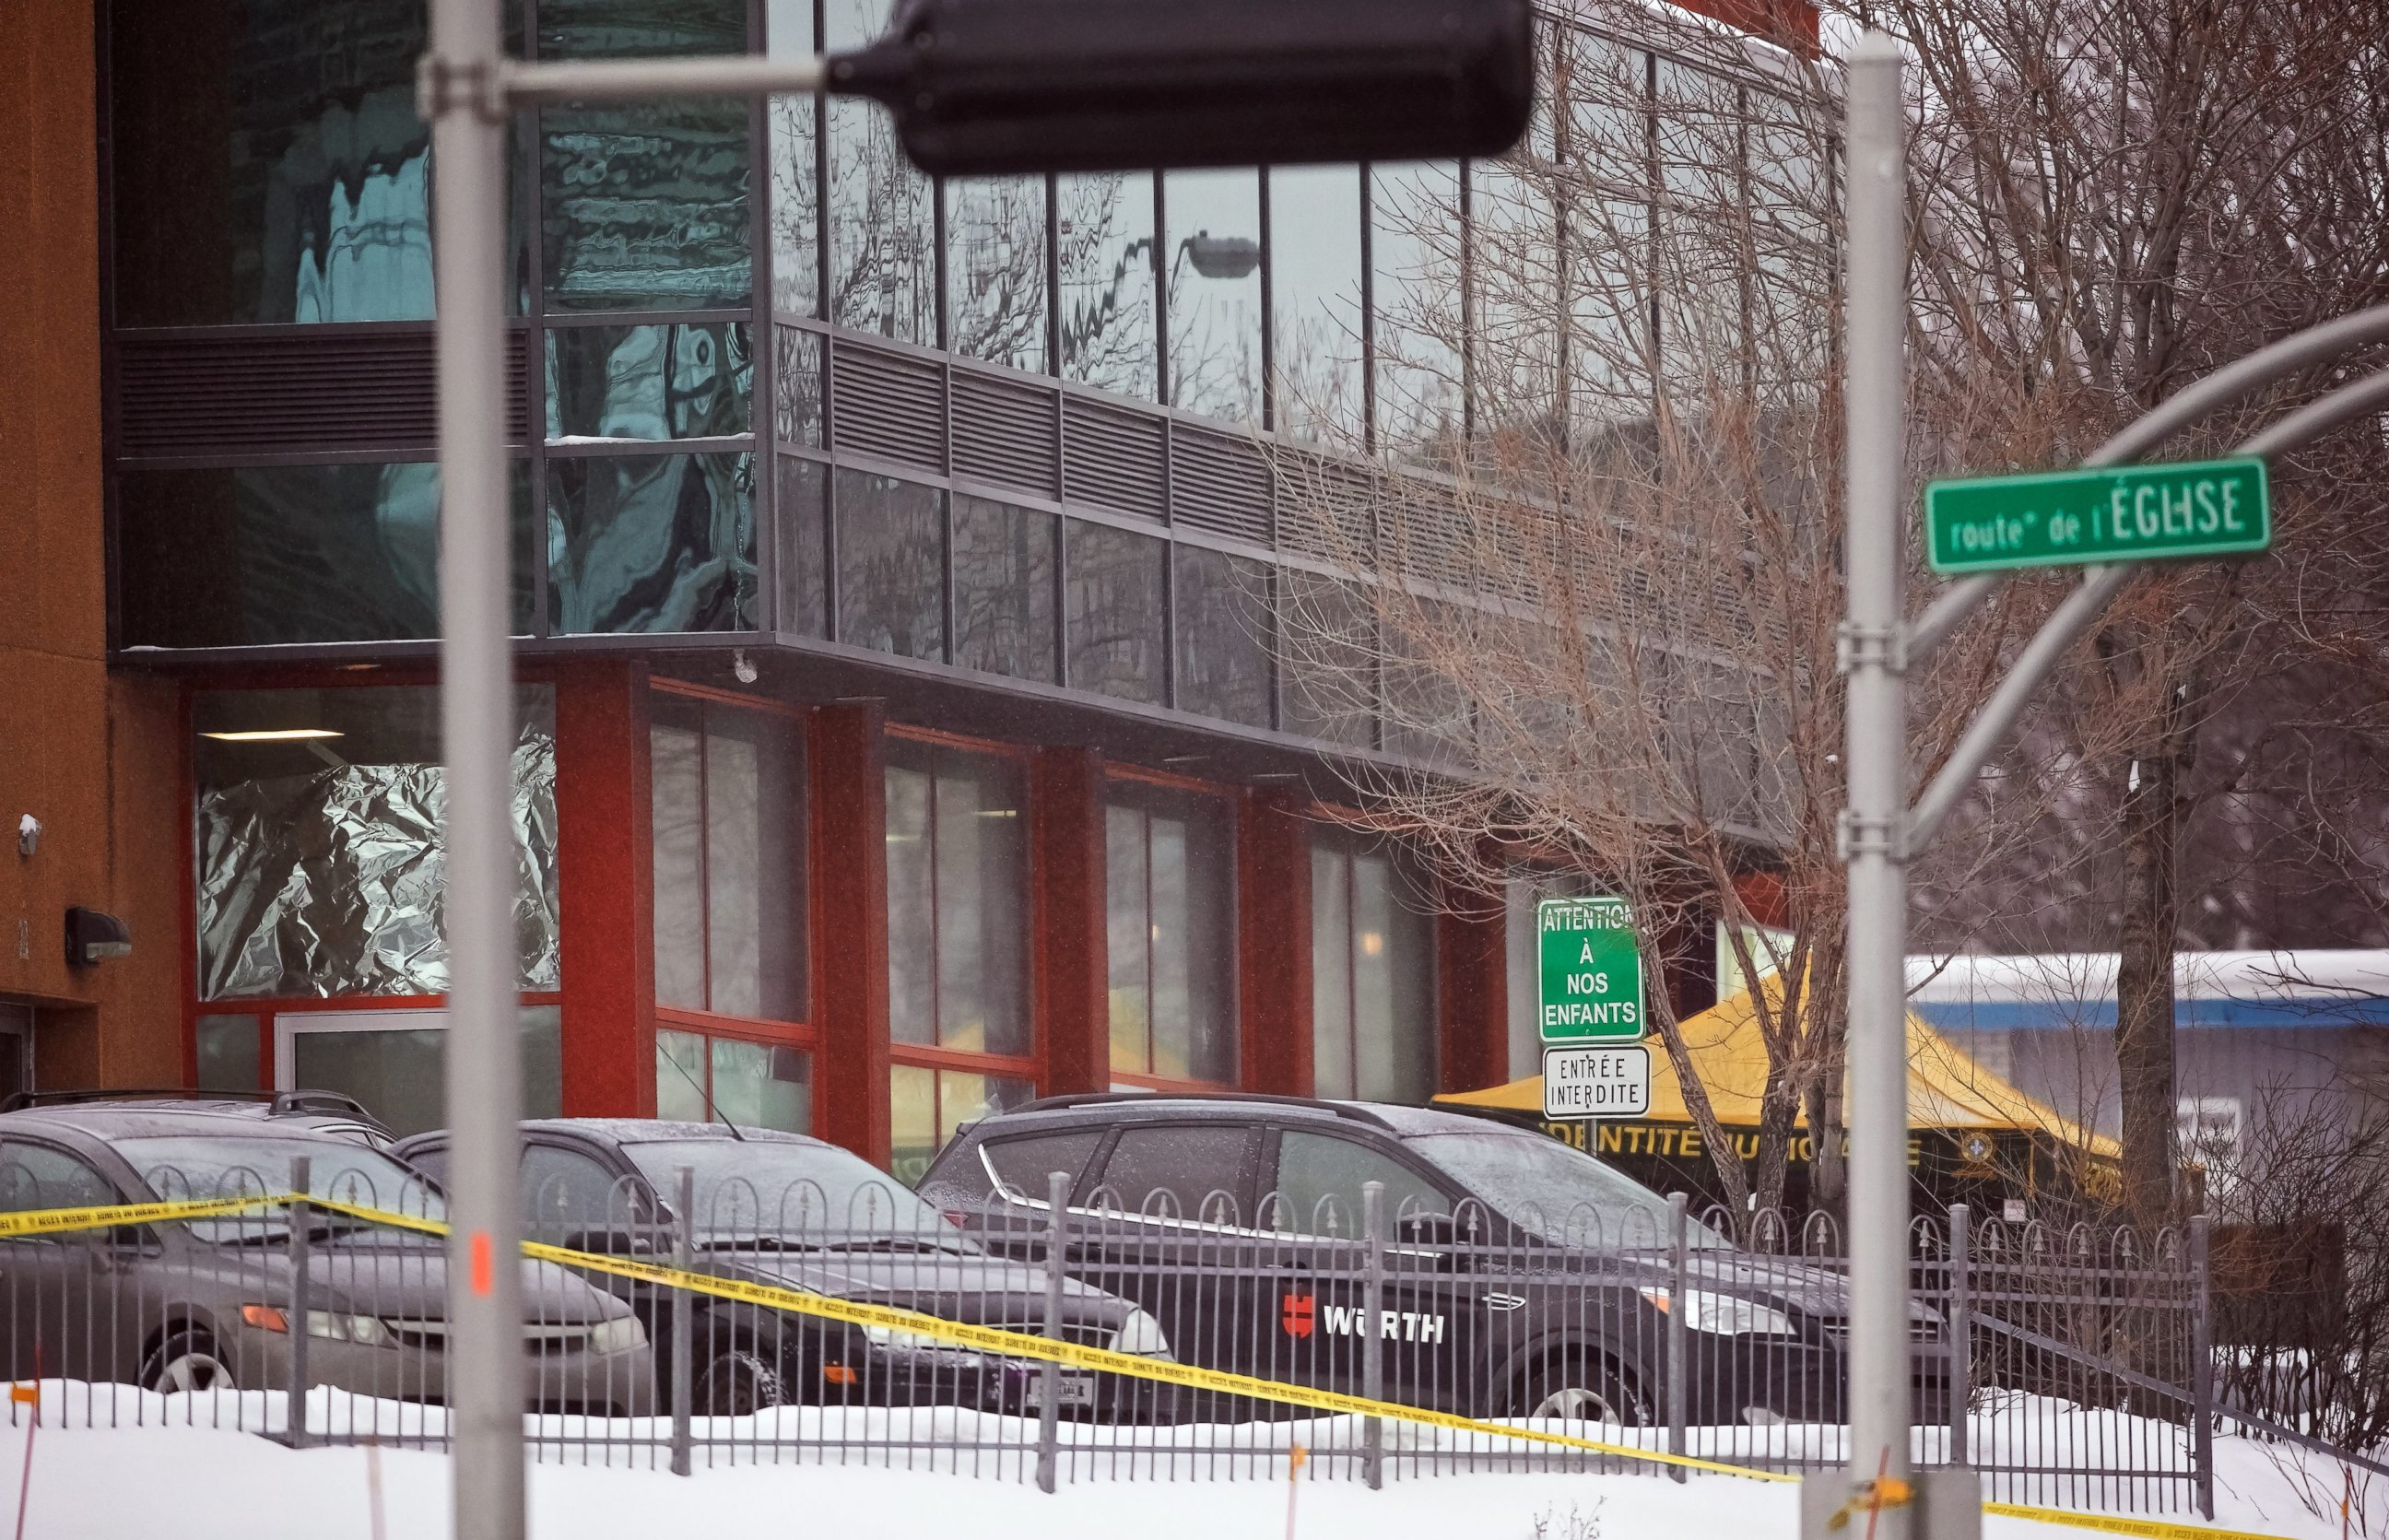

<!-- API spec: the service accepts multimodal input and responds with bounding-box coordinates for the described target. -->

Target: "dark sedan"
[0,1095,654,1415]
[923,1093,1950,1428]
[394,1119,1172,1417]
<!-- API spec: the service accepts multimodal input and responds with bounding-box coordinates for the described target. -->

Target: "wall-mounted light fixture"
[15,816,37,858]
[65,908,132,968]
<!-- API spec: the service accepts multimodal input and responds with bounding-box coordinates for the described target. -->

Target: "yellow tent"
[1435,979,2119,1159]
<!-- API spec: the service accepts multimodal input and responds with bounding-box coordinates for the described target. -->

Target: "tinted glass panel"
[650,696,708,1010]
[1370,162,1465,456]
[1173,545,1272,728]
[110,0,431,326]
[976,1131,1106,1205]
[0,1145,119,1211]
[885,743,1031,1054]
[1057,172,1157,398]
[951,496,1057,682]
[195,1015,261,1093]
[547,452,758,633]
[547,323,752,441]
[947,177,1050,371]
[1095,1124,1251,1221]
[522,1144,627,1241]
[890,1065,1034,1188]
[287,1007,561,1138]
[827,100,936,342]
[702,706,806,1021]
[773,325,824,447]
[537,0,744,56]
[542,101,751,312]
[1162,169,1262,422]
[834,470,944,659]
[1353,849,1435,1103]
[711,1038,812,1134]
[656,1028,710,1121]
[767,0,820,316]
[1270,1131,1449,1237]
[1267,164,1366,443]
[117,463,535,649]
[1105,788,1238,1084]
[1277,574,1376,746]
[775,455,829,637]
[1310,845,1356,1099]
[1065,522,1165,704]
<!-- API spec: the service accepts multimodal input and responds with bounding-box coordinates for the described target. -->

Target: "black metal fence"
[0,1153,2366,1515]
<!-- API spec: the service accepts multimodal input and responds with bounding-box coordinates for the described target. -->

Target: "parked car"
[392,1119,1172,1417]
[0,1092,654,1415]
[922,1093,1952,1428]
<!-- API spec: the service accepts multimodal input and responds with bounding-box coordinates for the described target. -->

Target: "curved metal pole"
[1903,306,2389,664]
[1905,363,2389,855]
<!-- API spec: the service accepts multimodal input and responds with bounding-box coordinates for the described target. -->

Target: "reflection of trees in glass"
[1058,173,1159,399]
[547,453,757,632]
[542,101,753,312]
[1268,165,1367,446]
[947,178,1050,371]
[1065,522,1166,702]
[1371,161,1467,460]
[834,471,943,660]
[1173,546,1273,728]
[952,497,1056,681]
[770,96,820,317]
[828,98,936,343]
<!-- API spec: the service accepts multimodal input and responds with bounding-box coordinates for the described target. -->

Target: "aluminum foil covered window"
[193,686,559,1001]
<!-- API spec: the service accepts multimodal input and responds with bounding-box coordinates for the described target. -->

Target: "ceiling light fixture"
[200,729,347,743]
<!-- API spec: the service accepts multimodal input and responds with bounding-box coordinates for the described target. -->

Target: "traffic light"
[828,0,1535,176]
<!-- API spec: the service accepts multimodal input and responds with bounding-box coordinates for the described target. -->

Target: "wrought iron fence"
[0,1149,2359,1516]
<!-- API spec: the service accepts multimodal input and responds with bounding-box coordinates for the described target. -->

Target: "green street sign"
[1924,457,2269,575]
[1537,897,1643,1042]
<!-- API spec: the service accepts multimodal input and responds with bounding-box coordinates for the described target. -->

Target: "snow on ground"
[0,1384,2373,1540]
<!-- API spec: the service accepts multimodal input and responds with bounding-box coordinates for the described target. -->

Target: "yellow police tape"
[0,1192,2305,1540]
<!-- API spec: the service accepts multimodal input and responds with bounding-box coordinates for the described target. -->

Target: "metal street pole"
[422,0,526,1534]
[1839,31,1912,1537]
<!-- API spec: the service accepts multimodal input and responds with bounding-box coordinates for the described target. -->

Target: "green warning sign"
[1536,897,1643,1042]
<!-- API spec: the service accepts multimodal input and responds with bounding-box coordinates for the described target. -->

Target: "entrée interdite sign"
[1536,898,1651,1121]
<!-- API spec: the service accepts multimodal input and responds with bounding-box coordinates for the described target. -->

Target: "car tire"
[145,1329,236,1394]
[696,1346,786,1417]
[1514,1354,1650,1426]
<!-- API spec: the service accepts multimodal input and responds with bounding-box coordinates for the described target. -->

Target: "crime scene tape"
[0,1191,2315,1540]
[0,1193,274,1238]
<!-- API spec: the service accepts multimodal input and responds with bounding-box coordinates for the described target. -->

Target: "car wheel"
[145,1330,236,1394]
[1515,1356,1649,1426]
[696,1346,786,1417]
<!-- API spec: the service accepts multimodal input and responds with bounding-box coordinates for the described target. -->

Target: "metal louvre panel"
[951,368,1060,499]
[1167,425,1273,544]
[830,338,947,473]
[115,329,528,457]
[1061,395,1167,522]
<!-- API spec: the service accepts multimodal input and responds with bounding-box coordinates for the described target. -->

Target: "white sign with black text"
[1542,1044,1652,1121]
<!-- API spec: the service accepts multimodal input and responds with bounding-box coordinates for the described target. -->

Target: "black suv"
[923,1093,1950,1428]
[394,1119,1171,1417]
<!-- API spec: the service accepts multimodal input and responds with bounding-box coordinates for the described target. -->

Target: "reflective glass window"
[1266,165,1366,444]
[117,462,535,649]
[547,452,758,632]
[834,469,944,660]
[1369,162,1465,457]
[947,178,1051,371]
[884,741,1031,1057]
[191,685,559,1000]
[1311,835,1435,1103]
[1469,152,1561,431]
[826,0,936,343]
[1270,1131,1449,1236]
[1065,522,1165,704]
[1162,169,1262,422]
[1173,545,1272,728]
[195,1015,261,1094]
[541,101,752,312]
[1277,573,1376,747]
[1105,784,1238,1085]
[1096,1125,1253,1220]
[537,0,744,56]
[547,323,752,442]
[109,0,431,326]
[1559,35,1653,419]
[775,455,829,638]
[889,1065,1034,1188]
[655,1028,811,1136]
[1057,172,1158,399]
[650,692,807,1023]
[284,1007,561,1140]
[952,496,1058,682]
[774,325,825,447]
[767,0,821,316]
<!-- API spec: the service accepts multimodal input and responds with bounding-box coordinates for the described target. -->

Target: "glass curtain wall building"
[99,0,1821,1166]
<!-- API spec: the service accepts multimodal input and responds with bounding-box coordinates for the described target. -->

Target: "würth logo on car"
[1277,1297,1448,1344]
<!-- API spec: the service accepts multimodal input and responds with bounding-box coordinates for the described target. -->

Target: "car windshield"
[114,1134,444,1240]
[1404,1131,1730,1249]
[620,1139,973,1252]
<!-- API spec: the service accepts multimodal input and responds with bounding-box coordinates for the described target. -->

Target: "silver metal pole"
[286,1155,312,1451]
[1035,1170,1068,1494]
[1665,1193,1687,1483]
[422,0,525,1532]
[1946,1204,1970,1469]
[671,1166,694,1478]
[1360,1181,1384,1491]
[503,54,827,103]
[1840,31,1912,1536]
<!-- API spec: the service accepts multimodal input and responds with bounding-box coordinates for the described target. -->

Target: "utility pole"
[1835,33,1914,1538]
[423,1,525,1535]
